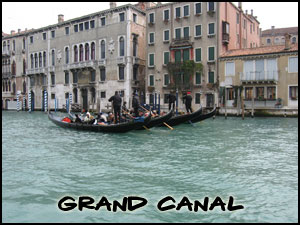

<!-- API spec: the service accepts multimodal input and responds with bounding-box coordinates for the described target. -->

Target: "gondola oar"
[123,109,150,131]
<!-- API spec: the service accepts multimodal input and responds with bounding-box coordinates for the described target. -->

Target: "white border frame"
[194,2,202,15]
[207,46,216,62]
[194,47,202,63]
[194,24,202,37]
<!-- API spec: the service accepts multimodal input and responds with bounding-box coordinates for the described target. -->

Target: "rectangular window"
[164,30,170,41]
[236,13,239,24]
[119,66,124,80]
[164,52,170,65]
[91,70,95,82]
[149,94,154,105]
[51,73,55,85]
[149,33,155,44]
[90,20,95,28]
[133,66,138,80]
[51,93,55,100]
[43,32,47,40]
[195,25,202,37]
[208,71,214,83]
[183,5,189,17]
[225,62,235,76]
[51,30,55,38]
[164,74,170,86]
[208,23,215,35]
[195,3,202,14]
[73,71,78,83]
[164,94,169,104]
[267,87,276,99]
[195,93,201,104]
[175,7,181,18]
[228,88,235,100]
[149,75,154,86]
[245,87,253,100]
[175,50,181,63]
[30,36,33,43]
[175,28,181,39]
[195,72,201,85]
[208,46,215,61]
[164,9,169,21]
[74,24,78,32]
[84,21,89,30]
[149,13,154,23]
[101,17,105,26]
[289,86,298,100]
[256,87,264,99]
[183,27,189,38]
[100,68,106,81]
[101,91,106,98]
[65,71,69,84]
[195,48,201,62]
[119,13,125,22]
[183,49,190,61]
[208,2,215,11]
[133,13,137,23]
[65,27,69,35]
[79,23,83,31]
[288,56,298,73]
[149,54,154,67]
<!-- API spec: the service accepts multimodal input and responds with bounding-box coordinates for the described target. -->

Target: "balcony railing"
[26,67,47,75]
[96,59,106,67]
[240,71,279,82]
[222,33,229,43]
[2,72,11,79]
[69,60,96,70]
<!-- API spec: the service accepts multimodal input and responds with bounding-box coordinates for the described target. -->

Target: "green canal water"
[2,111,298,223]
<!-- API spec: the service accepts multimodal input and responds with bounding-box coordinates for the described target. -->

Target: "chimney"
[245,10,248,15]
[238,2,242,10]
[284,33,291,50]
[271,26,275,30]
[251,9,253,16]
[11,30,15,35]
[18,29,21,33]
[110,2,116,9]
[58,14,64,23]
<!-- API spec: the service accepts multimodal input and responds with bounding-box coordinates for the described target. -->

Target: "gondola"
[189,106,217,123]
[48,111,151,133]
[137,109,174,130]
[162,106,203,127]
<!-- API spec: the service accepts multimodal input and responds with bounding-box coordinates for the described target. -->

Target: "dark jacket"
[167,94,176,103]
[183,95,192,106]
[108,94,122,107]
[132,96,140,108]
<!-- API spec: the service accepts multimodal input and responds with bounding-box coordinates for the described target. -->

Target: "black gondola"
[163,106,203,127]
[137,109,174,130]
[48,111,151,133]
[189,106,217,123]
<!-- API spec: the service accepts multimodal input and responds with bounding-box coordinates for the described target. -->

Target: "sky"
[2,2,298,34]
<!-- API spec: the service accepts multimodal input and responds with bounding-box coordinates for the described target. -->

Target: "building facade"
[219,34,298,116]
[261,26,298,47]
[144,2,260,112]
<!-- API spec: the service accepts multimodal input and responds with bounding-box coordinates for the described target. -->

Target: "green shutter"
[175,29,181,39]
[208,47,214,61]
[164,74,169,86]
[184,27,189,38]
[195,48,201,62]
[164,52,169,65]
[183,49,189,61]
[196,72,201,84]
[175,51,181,62]
[150,75,154,86]
[149,54,154,66]
[209,71,214,83]
[196,25,201,36]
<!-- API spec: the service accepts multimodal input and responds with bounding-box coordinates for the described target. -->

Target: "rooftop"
[261,27,298,37]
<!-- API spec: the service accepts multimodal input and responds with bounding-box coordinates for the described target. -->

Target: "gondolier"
[183,92,193,113]
[132,92,140,117]
[108,91,122,124]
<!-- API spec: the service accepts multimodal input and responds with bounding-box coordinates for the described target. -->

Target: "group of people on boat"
[167,91,193,114]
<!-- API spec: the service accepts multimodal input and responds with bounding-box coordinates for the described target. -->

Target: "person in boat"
[74,114,82,123]
[108,91,122,124]
[122,101,129,113]
[107,112,115,124]
[167,92,176,110]
[183,92,193,113]
[132,92,140,117]
[151,110,159,118]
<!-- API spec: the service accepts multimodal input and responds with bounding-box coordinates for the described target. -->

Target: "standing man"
[167,92,176,111]
[108,91,122,124]
[183,92,193,113]
[132,93,140,117]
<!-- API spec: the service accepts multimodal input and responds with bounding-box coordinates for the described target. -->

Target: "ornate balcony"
[222,33,229,44]
[240,71,279,84]
[26,67,47,75]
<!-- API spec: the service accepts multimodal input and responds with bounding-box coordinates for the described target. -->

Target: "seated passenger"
[74,114,82,123]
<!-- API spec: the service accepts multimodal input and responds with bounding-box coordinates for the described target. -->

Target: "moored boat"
[137,109,174,130]
[189,106,217,123]
[48,111,151,133]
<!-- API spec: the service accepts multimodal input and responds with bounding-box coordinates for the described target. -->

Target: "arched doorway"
[81,88,88,111]
[5,99,10,109]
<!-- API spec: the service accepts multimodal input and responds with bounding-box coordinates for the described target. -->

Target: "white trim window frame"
[148,32,155,45]
[163,8,170,21]
[225,61,235,76]
[208,70,215,83]
[163,73,170,87]
[183,4,190,17]
[194,24,202,37]
[163,51,170,65]
[100,16,106,27]
[208,22,215,35]
[163,29,170,42]
[174,27,182,39]
[148,53,155,67]
[207,45,216,62]
[183,26,190,38]
[118,35,126,57]
[194,2,202,15]
[207,2,216,12]
[99,38,106,60]
[149,74,155,86]
[174,6,181,19]
[148,12,155,24]
[194,47,202,63]
[288,56,298,73]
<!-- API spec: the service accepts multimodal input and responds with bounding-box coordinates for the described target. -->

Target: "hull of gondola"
[189,107,217,123]
[137,109,174,130]
[163,106,203,127]
[48,112,151,133]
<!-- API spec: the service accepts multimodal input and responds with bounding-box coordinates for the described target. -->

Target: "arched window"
[31,54,34,69]
[101,40,105,59]
[73,88,78,103]
[91,42,95,60]
[8,80,11,92]
[292,37,297,44]
[23,81,26,93]
[5,81,8,92]
[34,53,38,68]
[85,43,89,61]
[43,51,47,67]
[12,82,16,95]
[79,44,83,61]
[90,87,95,104]
[12,61,16,75]
[119,37,124,56]
[3,41,6,52]
[23,59,26,74]
[133,36,138,57]
[51,50,55,66]
[23,38,26,50]
[74,46,78,63]
[39,52,42,67]
[65,47,69,64]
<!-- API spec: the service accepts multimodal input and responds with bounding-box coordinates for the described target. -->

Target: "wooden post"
[237,88,240,116]
[241,90,244,120]
[251,88,254,118]
[224,87,227,119]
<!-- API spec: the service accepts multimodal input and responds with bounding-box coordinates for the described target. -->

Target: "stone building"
[144,2,261,112]
[261,26,298,47]
[219,34,298,116]
[2,3,147,112]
